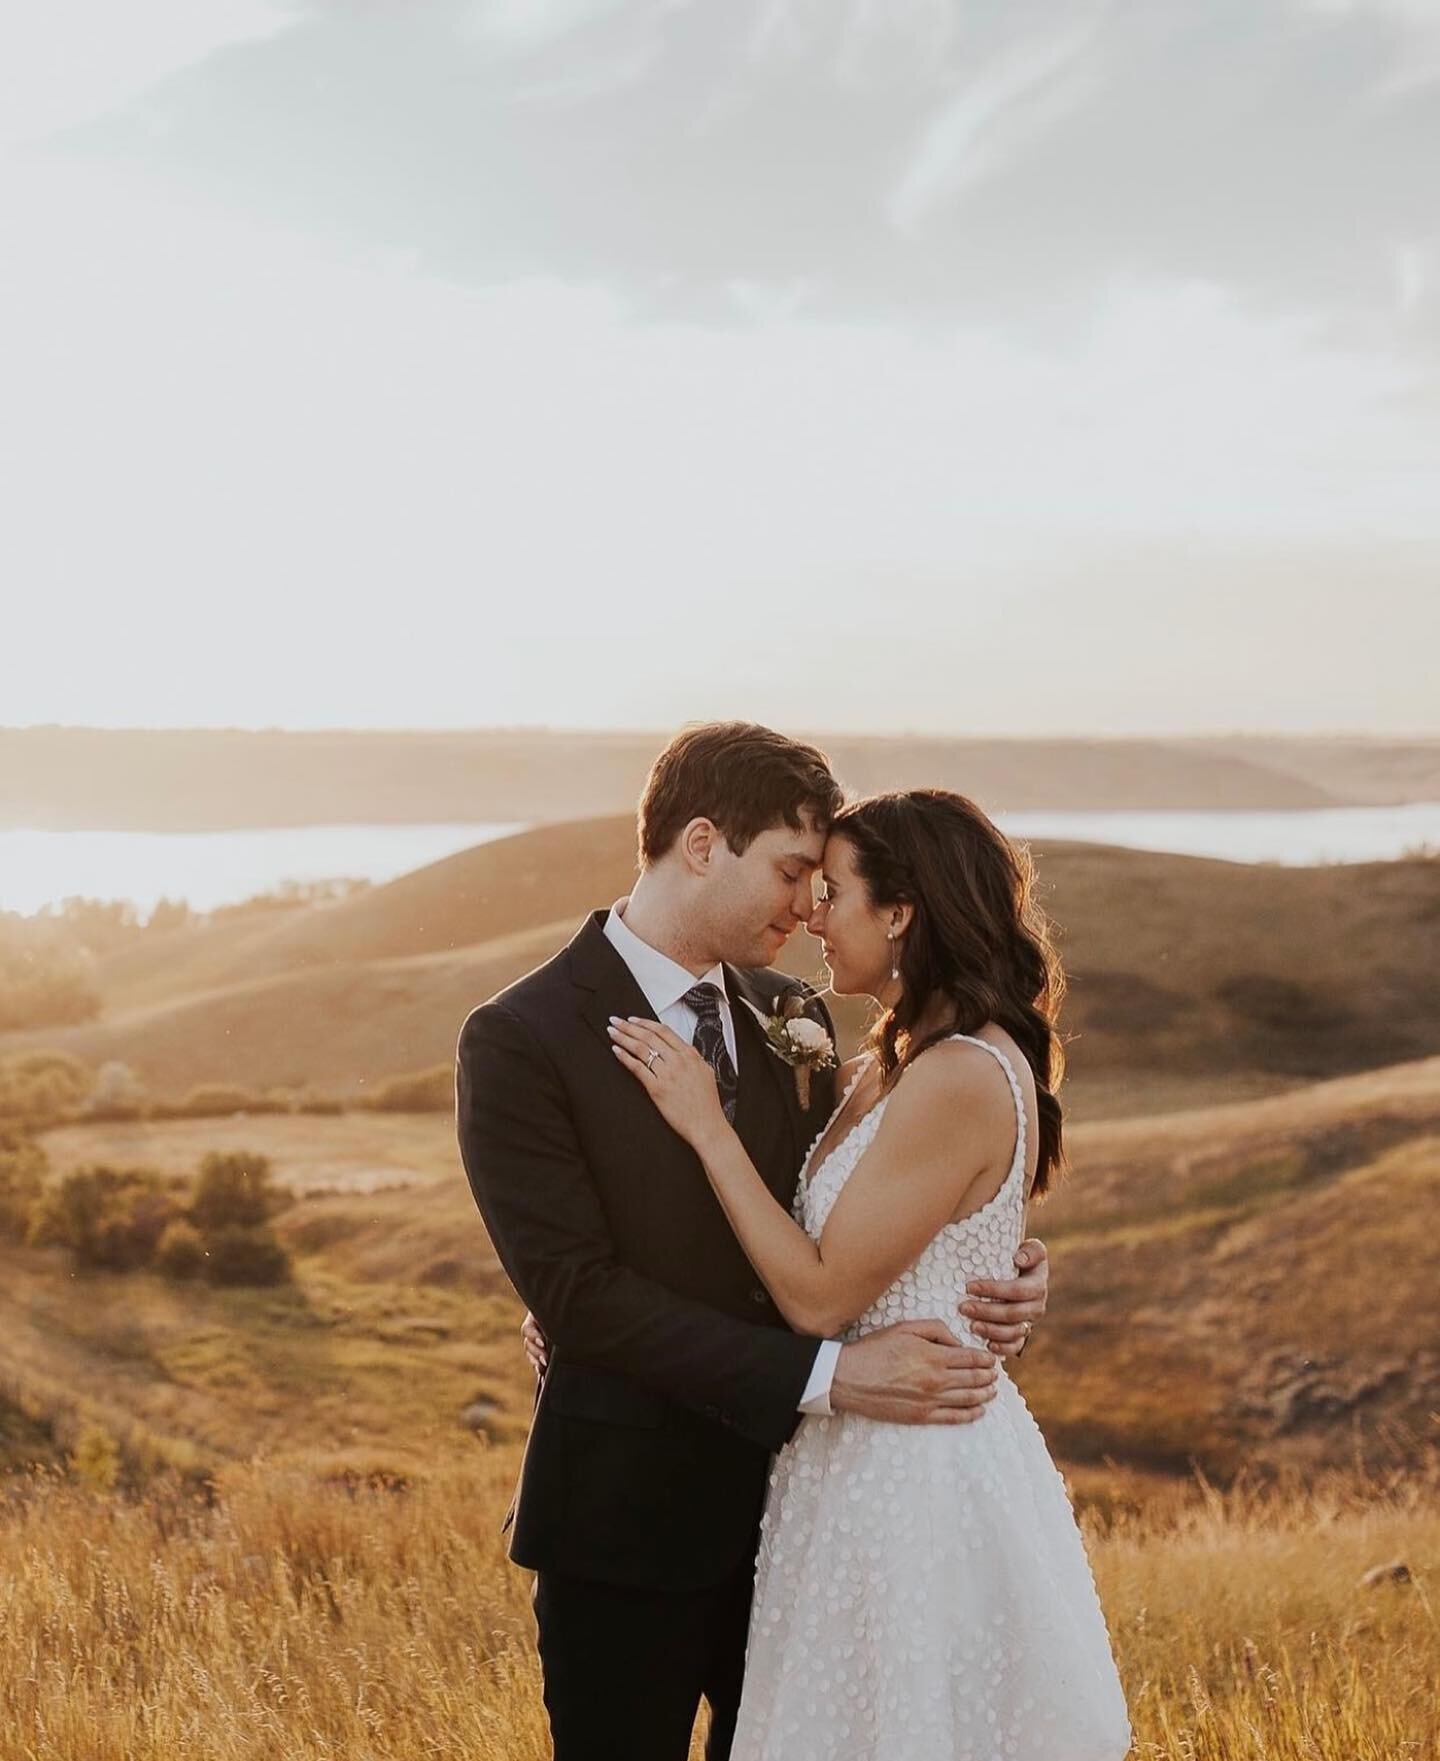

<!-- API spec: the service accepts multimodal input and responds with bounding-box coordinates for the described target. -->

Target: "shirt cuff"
[797,1338,842,1416]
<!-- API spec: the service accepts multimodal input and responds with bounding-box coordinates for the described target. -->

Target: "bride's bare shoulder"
[890,1035,1019,1128]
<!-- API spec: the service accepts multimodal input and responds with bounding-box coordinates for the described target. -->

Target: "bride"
[607,788,1132,1761]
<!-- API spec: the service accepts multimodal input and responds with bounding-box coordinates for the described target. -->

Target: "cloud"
[889,19,1101,229]
[25,0,1426,347]
[0,1,295,144]
[4,1,1437,738]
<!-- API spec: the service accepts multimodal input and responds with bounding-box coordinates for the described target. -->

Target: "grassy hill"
[1025,1055,1440,1476]
[20,1051,1439,1488]
[91,815,642,1015]
[12,923,576,1097]
[4,818,1436,1114]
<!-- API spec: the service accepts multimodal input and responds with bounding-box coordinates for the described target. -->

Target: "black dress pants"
[532,1556,756,1761]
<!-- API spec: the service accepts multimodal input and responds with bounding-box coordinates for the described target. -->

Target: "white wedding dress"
[729,1034,1132,1761]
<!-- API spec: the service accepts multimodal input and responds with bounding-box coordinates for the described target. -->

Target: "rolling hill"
[1024,1054,1440,1475]
[8,726,1440,832]
[91,815,643,1015]
[4,818,1436,1113]
[18,1052,1438,1487]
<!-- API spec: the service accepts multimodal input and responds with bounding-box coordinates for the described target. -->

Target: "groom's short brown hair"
[639,722,844,864]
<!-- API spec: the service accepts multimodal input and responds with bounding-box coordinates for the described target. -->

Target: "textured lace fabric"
[730,1034,1133,1761]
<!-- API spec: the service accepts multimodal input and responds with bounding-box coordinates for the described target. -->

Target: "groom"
[455,722,1050,1761]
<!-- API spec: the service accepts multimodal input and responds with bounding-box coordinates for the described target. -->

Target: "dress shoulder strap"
[945,1032,1027,1180]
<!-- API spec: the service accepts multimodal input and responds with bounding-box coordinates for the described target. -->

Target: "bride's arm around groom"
[457,991,822,1451]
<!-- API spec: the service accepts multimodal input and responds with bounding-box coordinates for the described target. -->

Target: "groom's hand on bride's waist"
[958,1237,1049,1360]
[828,1321,1000,1426]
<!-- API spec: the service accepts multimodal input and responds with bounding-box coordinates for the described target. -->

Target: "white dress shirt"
[603,902,841,1416]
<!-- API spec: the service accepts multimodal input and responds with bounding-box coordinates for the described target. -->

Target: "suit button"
[751,1288,769,1305]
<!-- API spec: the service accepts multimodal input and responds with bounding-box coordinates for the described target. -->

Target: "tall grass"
[1101,1467,1439,1759]
[1,1454,1435,1761]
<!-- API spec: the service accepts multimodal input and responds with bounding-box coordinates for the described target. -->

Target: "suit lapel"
[571,911,654,1051]
[566,913,815,1202]
[567,911,700,1177]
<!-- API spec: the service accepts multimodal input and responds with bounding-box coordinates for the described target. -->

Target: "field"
[3,1049,1436,1758]
[15,1049,1440,1484]
[4,812,1439,1758]
[1,1448,1435,1759]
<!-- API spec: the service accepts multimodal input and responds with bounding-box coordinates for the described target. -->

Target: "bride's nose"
[805,899,828,937]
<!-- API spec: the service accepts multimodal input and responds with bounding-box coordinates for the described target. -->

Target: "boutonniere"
[740,992,837,1109]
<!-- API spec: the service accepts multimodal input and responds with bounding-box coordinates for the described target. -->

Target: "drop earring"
[888,929,900,982]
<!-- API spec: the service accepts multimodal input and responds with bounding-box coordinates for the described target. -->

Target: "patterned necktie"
[683,982,739,1123]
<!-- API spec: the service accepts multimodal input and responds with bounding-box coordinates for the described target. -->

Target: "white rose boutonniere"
[740,992,837,1109]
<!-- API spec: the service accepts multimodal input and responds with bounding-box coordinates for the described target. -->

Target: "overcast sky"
[3,0,1437,735]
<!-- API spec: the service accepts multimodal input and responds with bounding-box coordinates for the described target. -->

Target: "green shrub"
[0,1128,48,1241]
[203,1224,292,1287]
[175,1083,270,1118]
[292,1092,344,1116]
[364,1065,454,1113]
[155,1218,207,1280]
[84,1060,148,1122]
[0,1049,92,1124]
[144,897,195,935]
[27,1165,181,1271]
[190,1150,279,1232]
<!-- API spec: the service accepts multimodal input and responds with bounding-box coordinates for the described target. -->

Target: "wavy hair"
[638,721,843,863]
[830,789,1067,1196]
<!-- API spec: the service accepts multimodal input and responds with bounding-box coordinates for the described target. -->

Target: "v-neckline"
[801,1053,884,1193]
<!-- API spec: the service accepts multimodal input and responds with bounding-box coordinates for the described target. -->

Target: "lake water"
[2,804,1438,916]
[998,801,1440,866]
[0,822,525,916]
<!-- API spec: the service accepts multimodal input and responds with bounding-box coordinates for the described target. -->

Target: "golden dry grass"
[0,1235,529,1490]
[28,1049,1440,1482]
[0,1452,1435,1761]
[3,1067,1438,1756]
[12,1046,1434,1497]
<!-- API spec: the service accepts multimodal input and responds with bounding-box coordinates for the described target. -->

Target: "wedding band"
[646,1049,661,1071]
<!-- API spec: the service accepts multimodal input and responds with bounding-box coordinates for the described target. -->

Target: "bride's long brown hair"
[830,789,1067,1196]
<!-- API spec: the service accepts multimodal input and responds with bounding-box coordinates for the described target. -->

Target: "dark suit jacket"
[455,909,839,1591]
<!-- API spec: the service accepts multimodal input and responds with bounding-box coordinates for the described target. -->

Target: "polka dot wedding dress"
[730,1035,1132,1761]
